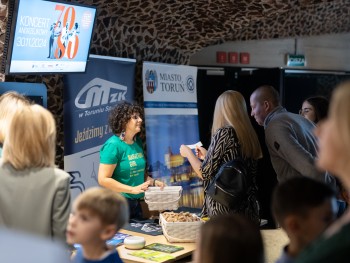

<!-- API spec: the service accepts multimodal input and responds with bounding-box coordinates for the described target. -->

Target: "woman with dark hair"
[98,102,164,220]
[299,96,329,124]
[193,214,264,263]
[296,81,350,263]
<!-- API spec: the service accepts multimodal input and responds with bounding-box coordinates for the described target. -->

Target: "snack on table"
[161,211,201,222]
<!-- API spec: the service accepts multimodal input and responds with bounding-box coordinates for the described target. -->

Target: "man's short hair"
[255,85,280,106]
[75,187,129,230]
[272,177,335,224]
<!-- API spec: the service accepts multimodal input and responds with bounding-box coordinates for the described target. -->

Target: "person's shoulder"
[213,126,237,141]
[53,167,70,180]
[268,111,314,129]
[215,125,236,134]
[104,134,120,144]
[101,135,122,148]
[88,250,122,263]
[296,223,350,263]
[270,110,296,121]
[107,250,123,263]
[0,228,70,263]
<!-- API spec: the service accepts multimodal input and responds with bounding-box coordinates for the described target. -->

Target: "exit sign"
[287,54,306,67]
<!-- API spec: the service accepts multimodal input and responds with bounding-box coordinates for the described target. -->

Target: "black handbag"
[206,158,251,209]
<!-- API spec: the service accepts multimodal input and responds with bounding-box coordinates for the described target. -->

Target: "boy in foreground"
[272,177,337,263]
[66,187,129,263]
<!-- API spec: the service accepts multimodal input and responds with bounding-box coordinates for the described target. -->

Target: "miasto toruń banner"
[63,54,136,200]
[142,62,204,208]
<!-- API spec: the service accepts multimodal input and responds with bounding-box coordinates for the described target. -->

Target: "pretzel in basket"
[162,211,201,222]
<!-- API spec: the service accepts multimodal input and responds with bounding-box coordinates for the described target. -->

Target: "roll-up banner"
[142,62,204,208]
[63,55,136,200]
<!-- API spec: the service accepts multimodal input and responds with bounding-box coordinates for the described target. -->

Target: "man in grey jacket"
[250,85,335,186]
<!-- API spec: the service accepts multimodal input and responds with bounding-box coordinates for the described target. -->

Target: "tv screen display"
[4,0,97,74]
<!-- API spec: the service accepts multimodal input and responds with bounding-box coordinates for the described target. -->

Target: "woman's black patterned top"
[200,126,260,223]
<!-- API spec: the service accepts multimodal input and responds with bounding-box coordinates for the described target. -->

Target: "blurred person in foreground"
[193,214,264,263]
[0,104,71,241]
[295,81,350,263]
[273,177,337,263]
[0,228,69,263]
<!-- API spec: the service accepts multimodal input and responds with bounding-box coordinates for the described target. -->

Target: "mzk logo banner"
[63,55,136,200]
[142,62,204,208]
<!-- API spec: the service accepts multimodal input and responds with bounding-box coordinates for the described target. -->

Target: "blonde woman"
[0,91,30,157]
[0,104,71,241]
[296,81,350,263]
[180,90,262,222]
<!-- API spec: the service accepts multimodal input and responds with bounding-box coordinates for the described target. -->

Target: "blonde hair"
[75,187,129,229]
[212,90,262,159]
[329,81,350,158]
[2,104,56,170]
[0,91,30,143]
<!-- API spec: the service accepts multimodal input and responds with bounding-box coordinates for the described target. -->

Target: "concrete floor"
[262,228,289,263]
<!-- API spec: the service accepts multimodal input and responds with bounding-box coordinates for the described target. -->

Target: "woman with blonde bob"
[0,91,30,157]
[296,81,350,263]
[0,104,71,241]
[180,90,262,222]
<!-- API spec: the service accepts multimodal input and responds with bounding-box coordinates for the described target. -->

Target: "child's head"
[194,214,264,263]
[272,177,336,248]
[66,187,129,246]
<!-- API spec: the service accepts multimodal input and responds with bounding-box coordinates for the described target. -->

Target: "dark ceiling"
[71,0,350,62]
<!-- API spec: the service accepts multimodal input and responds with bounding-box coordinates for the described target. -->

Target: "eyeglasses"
[299,108,313,115]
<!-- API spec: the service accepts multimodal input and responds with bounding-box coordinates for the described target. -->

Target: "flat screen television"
[2,0,97,75]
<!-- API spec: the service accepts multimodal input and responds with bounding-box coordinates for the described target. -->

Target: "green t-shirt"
[100,135,146,199]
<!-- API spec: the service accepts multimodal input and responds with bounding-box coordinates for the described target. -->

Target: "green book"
[128,249,175,262]
[145,243,184,253]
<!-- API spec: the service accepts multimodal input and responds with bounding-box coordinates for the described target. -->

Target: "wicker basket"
[159,213,204,243]
[144,186,182,211]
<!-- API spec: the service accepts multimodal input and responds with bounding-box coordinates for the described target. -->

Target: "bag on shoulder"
[206,158,251,209]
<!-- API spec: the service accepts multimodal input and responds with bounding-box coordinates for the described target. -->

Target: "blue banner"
[63,55,136,199]
[143,62,204,208]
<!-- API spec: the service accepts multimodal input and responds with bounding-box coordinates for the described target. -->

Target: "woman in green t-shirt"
[98,102,164,220]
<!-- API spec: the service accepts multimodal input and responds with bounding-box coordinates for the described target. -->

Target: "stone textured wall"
[1,0,350,167]
[0,0,8,82]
